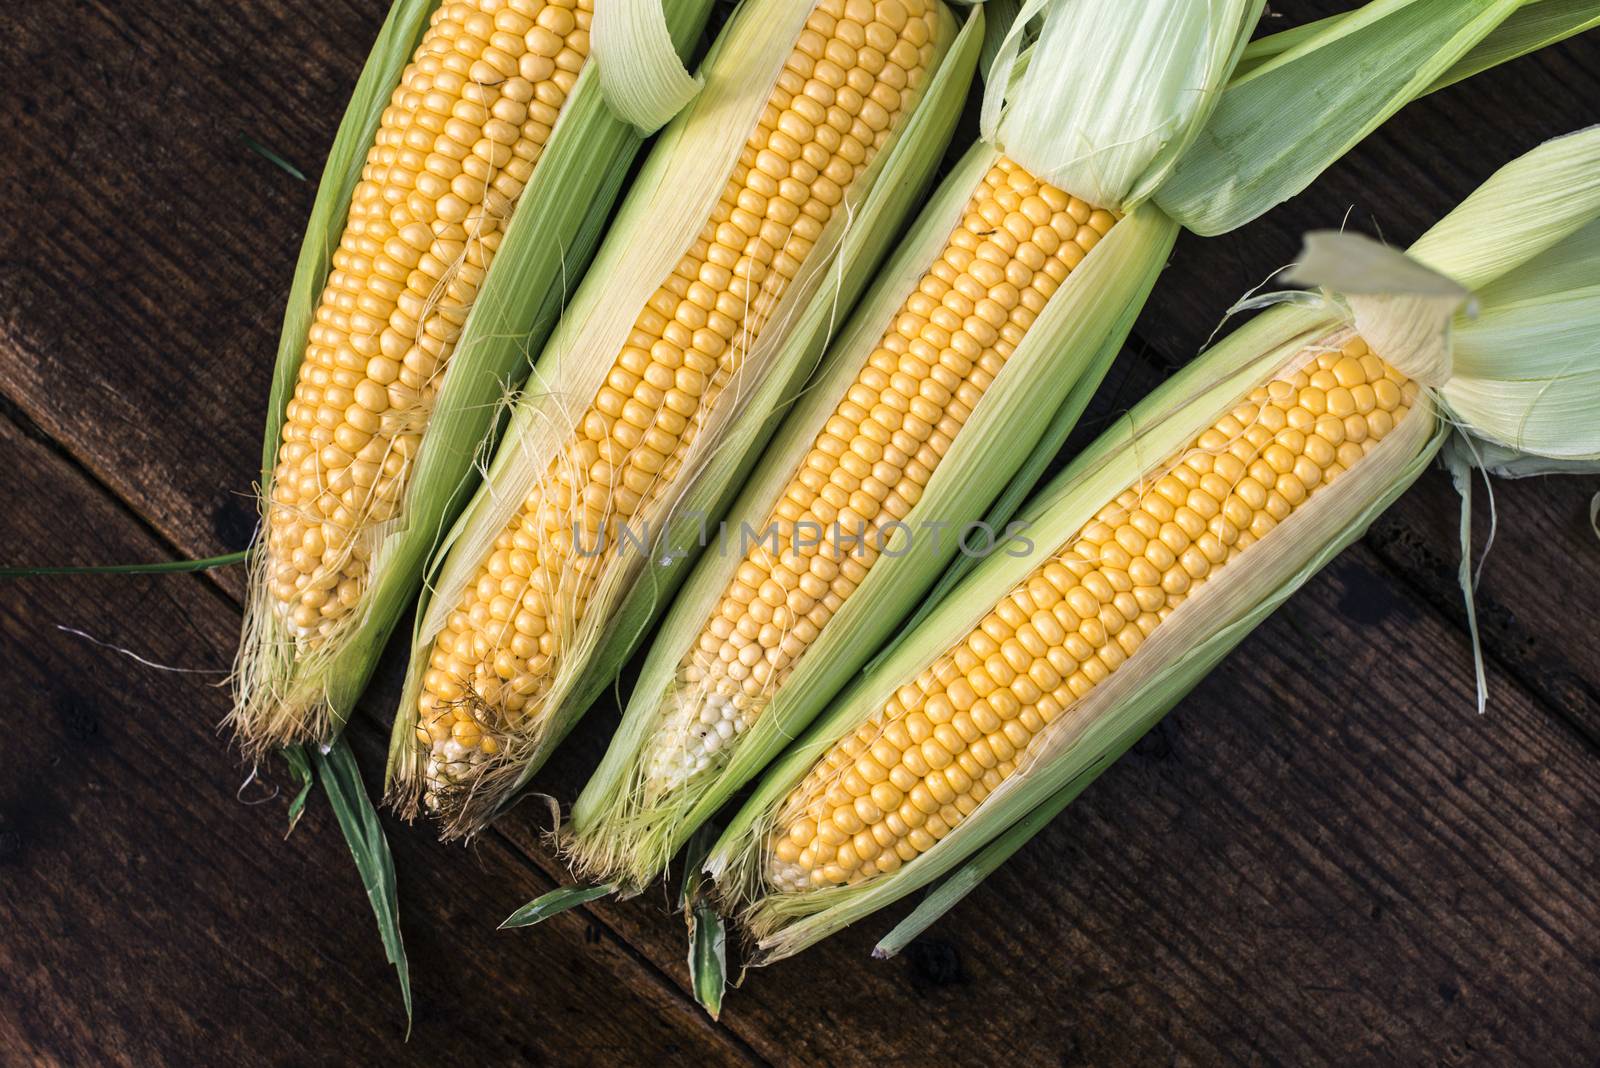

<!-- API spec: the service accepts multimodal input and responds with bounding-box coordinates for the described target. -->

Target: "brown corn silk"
[762,334,1418,889]
[411,0,945,812]
[266,0,594,645]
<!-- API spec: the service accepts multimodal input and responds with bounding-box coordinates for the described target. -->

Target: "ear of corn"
[557,0,1265,895]
[232,0,716,757]
[387,0,982,837]
[707,126,1600,963]
[554,0,1581,898]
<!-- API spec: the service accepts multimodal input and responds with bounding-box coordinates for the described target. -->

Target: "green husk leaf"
[1427,0,1600,93]
[592,0,707,133]
[1155,0,1526,237]
[390,0,974,838]
[282,744,314,837]
[989,0,1263,209]
[976,0,1026,80]
[680,825,726,1019]
[0,550,246,579]
[315,737,411,1030]
[563,148,1177,892]
[1237,0,1599,86]
[1414,127,1600,460]
[500,882,618,928]
[234,0,713,762]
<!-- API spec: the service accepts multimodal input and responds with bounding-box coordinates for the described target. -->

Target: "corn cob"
[644,160,1114,791]
[708,125,1600,964]
[767,334,1415,889]
[267,0,593,642]
[392,0,975,832]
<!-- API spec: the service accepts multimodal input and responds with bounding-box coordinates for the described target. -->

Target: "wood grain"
[0,416,755,1067]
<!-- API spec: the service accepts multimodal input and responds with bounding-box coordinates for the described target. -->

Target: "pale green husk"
[985,0,1264,210]
[232,0,714,756]
[387,0,974,838]
[712,126,1600,963]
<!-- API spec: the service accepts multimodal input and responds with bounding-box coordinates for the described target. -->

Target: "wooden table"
[3,3,1597,1064]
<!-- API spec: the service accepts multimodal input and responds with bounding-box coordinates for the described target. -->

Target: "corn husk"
[1155,0,1596,236]
[386,0,979,837]
[552,0,1590,902]
[231,0,716,756]
[710,126,1600,963]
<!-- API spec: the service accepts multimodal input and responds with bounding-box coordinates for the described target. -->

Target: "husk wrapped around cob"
[232,0,716,757]
[706,125,1600,963]
[551,0,1598,900]
[385,0,987,838]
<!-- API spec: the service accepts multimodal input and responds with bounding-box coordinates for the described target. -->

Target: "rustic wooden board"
[0,417,757,1066]
[2,0,1598,1064]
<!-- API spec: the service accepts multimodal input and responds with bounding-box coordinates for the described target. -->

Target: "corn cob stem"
[763,334,1417,891]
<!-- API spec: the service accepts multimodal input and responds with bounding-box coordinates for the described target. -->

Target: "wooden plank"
[2,0,1599,1062]
[0,0,390,600]
[0,415,757,1067]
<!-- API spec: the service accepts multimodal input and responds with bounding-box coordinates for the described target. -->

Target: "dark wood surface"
[3,3,1598,1065]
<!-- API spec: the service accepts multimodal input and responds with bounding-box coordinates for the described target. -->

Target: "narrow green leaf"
[282,745,314,838]
[500,883,617,928]
[0,549,247,579]
[240,134,307,182]
[314,738,412,1031]
[687,900,727,1019]
[1156,0,1526,236]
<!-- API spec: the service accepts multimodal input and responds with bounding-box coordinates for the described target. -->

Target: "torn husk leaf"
[593,0,703,133]
[232,0,714,758]
[710,126,1600,963]
[387,0,977,839]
